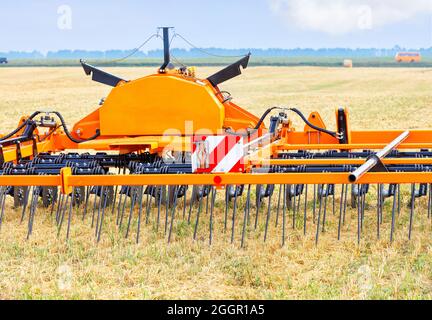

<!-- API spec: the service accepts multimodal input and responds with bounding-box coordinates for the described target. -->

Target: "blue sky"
[0,0,431,52]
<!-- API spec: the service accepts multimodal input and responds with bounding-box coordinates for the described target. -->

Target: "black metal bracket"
[80,60,126,87]
[16,141,22,161]
[336,107,348,144]
[367,154,388,172]
[158,27,174,73]
[207,54,250,87]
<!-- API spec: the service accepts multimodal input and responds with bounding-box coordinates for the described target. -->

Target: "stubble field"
[0,66,431,299]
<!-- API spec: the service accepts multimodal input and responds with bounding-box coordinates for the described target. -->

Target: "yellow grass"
[0,66,431,300]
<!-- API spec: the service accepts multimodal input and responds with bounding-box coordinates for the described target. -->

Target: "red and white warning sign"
[192,135,244,173]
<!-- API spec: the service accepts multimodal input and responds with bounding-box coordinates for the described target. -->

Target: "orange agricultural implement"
[1,27,432,246]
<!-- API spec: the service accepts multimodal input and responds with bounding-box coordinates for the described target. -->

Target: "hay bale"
[343,59,353,68]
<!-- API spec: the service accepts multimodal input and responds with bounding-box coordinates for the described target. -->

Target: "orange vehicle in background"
[395,52,421,63]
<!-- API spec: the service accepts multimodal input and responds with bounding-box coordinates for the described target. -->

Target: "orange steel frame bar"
[1,172,432,194]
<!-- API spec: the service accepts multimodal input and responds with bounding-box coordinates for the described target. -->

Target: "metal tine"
[342,183,348,225]
[50,187,57,216]
[66,187,75,240]
[91,187,100,228]
[231,185,239,244]
[397,183,401,216]
[55,192,65,225]
[82,186,91,221]
[155,186,163,230]
[118,187,130,229]
[282,184,287,247]
[20,186,31,223]
[303,184,308,235]
[187,185,196,225]
[193,186,204,240]
[205,187,210,215]
[360,185,367,231]
[312,184,317,223]
[168,185,180,243]
[428,183,432,219]
[97,185,111,243]
[27,187,39,239]
[116,186,124,225]
[135,186,145,244]
[182,186,188,220]
[377,184,381,239]
[390,183,398,243]
[57,192,70,237]
[315,184,324,245]
[357,185,362,245]
[110,167,122,216]
[164,185,170,234]
[275,184,282,227]
[209,186,217,246]
[241,185,251,248]
[224,185,230,232]
[126,186,138,238]
[94,186,105,236]
[292,184,297,229]
[321,185,330,233]
[264,185,273,242]
[0,186,7,231]
[337,184,346,240]
[408,183,415,240]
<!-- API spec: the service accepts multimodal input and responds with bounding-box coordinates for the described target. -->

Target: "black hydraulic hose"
[288,107,339,139]
[0,111,42,142]
[253,107,278,130]
[51,111,100,143]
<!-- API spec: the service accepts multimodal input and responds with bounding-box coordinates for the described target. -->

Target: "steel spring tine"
[282,184,287,247]
[321,185,329,233]
[144,186,153,224]
[95,186,104,236]
[66,187,75,240]
[332,186,335,216]
[254,185,261,230]
[360,186,366,231]
[390,183,398,243]
[357,186,361,245]
[337,184,346,240]
[409,183,415,240]
[231,185,239,244]
[264,186,273,242]
[116,189,124,225]
[55,193,64,225]
[241,185,251,248]
[27,187,38,239]
[111,168,121,216]
[428,183,432,219]
[136,186,145,244]
[155,186,163,231]
[118,188,129,229]
[187,186,196,224]
[397,183,401,216]
[20,186,31,223]
[57,193,70,237]
[224,185,230,232]
[312,184,317,223]
[50,187,57,216]
[275,184,282,227]
[164,186,170,234]
[377,184,381,239]
[182,186,188,220]
[292,185,296,229]
[126,187,137,238]
[91,188,100,228]
[97,185,110,243]
[205,188,210,215]
[0,187,6,232]
[342,183,348,225]
[168,186,180,243]
[303,184,308,235]
[209,186,217,246]
[193,187,204,240]
[82,185,91,221]
[315,184,323,245]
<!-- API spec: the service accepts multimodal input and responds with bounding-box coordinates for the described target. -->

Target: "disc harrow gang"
[0,27,431,247]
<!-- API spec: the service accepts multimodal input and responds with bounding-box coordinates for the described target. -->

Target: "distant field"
[0,66,431,299]
[2,56,432,68]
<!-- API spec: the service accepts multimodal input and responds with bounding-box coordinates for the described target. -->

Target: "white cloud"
[269,0,432,35]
